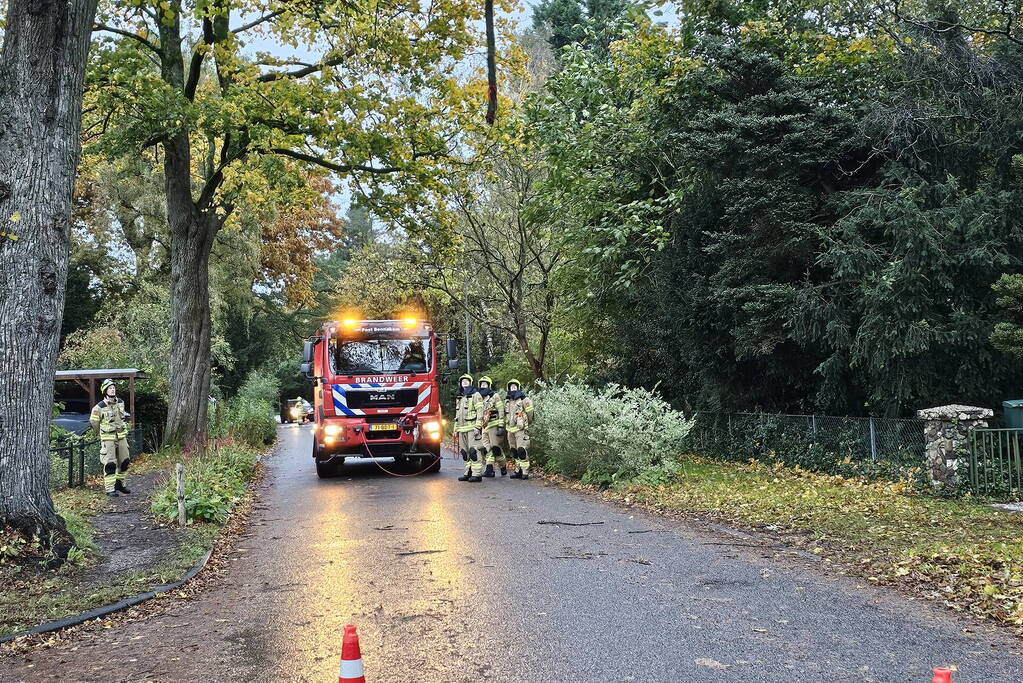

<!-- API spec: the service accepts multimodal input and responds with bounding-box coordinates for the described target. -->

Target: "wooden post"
[129,375,136,428]
[176,463,186,526]
[88,378,96,409]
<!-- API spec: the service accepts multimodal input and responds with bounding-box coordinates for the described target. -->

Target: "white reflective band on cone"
[339,658,365,679]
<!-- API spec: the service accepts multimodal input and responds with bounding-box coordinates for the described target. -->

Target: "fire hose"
[364,413,451,478]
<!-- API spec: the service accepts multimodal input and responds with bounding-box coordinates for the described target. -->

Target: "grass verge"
[0,525,216,636]
[0,438,265,638]
[574,457,1023,630]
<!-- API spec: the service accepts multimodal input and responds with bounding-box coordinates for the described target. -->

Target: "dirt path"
[75,470,184,586]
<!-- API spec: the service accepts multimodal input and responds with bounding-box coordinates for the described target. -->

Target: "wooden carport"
[54,368,148,427]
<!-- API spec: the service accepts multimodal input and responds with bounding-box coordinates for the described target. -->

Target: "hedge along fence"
[49,428,145,491]
[529,382,695,487]
[687,412,927,482]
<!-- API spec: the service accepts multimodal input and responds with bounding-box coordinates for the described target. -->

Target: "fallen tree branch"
[395,549,446,557]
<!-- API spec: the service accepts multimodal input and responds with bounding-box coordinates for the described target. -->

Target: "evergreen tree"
[531,0,635,53]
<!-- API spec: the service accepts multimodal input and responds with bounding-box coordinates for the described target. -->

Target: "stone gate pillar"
[916,404,993,486]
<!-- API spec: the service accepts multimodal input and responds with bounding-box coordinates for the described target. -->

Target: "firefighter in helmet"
[472,375,507,477]
[503,379,534,479]
[454,374,483,482]
[89,378,132,496]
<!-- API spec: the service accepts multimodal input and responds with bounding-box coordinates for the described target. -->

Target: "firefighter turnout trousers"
[461,429,486,479]
[480,426,507,469]
[100,438,131,493]
[506,429,530,476]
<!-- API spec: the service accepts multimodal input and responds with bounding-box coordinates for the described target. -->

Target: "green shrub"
[531,381,694,484]
[209,369,278,448]
[151,441,259,524]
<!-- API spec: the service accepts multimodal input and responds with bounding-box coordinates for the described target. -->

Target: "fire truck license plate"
[369,423,397,432]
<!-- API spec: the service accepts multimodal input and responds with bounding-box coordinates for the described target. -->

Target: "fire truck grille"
[346,388,418,409]
[365,428,400,440]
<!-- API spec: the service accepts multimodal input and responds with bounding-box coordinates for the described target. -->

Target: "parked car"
[51,412,92,436]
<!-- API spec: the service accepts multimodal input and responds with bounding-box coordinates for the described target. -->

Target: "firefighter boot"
[458,450,471,481]
[483,463,495,478]
[114,457,131,494]
[493,446,507,476]
[468,449,483,482]
[509,469,523,479]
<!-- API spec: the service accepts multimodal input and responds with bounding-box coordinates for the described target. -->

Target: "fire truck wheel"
[426,457,441,473]
[316,459,341,478]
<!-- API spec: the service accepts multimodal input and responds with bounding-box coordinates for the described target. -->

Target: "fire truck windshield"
[329,338,432,375]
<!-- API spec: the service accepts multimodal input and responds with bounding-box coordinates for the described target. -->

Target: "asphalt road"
[3,424,1022,682]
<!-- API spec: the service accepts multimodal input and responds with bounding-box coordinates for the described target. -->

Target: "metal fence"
[49,428,144,490]
[688,412,927,477]
[968,428,1023,500]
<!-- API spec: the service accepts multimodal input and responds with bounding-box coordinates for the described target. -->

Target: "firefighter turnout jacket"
[90,398,129,441]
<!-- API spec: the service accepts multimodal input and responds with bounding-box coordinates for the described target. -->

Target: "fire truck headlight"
[422,421,442,439]
[324,424,343,437]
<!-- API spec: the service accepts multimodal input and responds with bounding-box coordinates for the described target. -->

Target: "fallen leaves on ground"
[540,458,1023,632]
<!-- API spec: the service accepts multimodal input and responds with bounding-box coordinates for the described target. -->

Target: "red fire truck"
[300,317,457,478]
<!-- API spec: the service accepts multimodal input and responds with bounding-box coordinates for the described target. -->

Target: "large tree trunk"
[162,135,218,447]
[0,0,100,549]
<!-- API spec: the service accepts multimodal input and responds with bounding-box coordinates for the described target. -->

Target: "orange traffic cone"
[338,624,366,683]
[932,667,952,683]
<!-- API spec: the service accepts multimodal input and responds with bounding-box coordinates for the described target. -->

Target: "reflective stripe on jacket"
[454,394,478,433]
